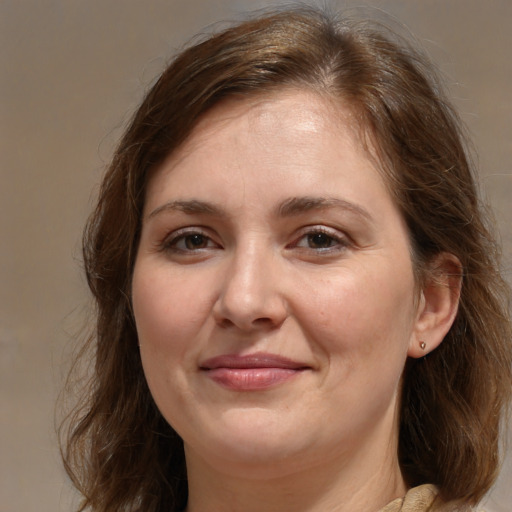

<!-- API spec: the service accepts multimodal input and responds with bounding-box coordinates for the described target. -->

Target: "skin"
[132,89,460,512]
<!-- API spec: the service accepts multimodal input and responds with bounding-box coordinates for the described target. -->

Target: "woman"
[61,7,512,512]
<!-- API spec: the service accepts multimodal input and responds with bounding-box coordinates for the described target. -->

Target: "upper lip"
[200,352,310,370]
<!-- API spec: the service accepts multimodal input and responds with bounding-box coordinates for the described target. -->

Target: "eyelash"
[289,226,351,253]
[160,226,351,255]
[162,228,221,254]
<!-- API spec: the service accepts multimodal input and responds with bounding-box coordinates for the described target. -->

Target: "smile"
[200,353,310,391]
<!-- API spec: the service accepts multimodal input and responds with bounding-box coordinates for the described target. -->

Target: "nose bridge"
[215,235,285,329]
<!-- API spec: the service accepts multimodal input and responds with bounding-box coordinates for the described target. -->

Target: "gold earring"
[419,341,426,350]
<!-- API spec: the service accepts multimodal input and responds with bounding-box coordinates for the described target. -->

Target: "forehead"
[143,88,398,225]
[157,88,368,176]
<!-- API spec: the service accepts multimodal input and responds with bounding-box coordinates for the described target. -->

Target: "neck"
[184,430,406,512]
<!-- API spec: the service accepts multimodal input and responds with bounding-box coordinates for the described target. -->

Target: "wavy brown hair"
[61,7,512,511]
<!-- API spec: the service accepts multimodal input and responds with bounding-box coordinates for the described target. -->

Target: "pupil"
[186,234,205,249]
[309,233,331,248]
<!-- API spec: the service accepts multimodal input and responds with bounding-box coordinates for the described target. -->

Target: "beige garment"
[379,485,475,512]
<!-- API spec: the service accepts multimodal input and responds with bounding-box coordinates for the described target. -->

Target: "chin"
[185,409,316,472]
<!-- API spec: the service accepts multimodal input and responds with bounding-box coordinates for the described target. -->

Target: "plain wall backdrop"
[1,1,510,511]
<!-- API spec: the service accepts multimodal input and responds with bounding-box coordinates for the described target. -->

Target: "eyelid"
[288,225,353,251]
[160,226,221,252]
[156,224,352,254]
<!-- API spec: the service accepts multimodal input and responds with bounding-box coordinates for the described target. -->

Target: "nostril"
[215,315,281,331]
[253,317,274,326]
[217,318,235,329]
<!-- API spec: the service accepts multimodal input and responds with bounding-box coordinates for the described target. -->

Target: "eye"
[178,233,210,250]
[291,227,350,252]
[302,232,338,249]
[163,229,220,253]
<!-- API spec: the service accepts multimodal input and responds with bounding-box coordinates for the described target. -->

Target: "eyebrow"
[147,196,373,222]
[278,196,373,222]
[147,199,226,220]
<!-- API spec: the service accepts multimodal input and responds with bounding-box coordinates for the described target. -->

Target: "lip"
[200,353,310,391]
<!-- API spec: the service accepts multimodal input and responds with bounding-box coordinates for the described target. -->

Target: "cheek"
[295,260,417,360]
[131,265,212,418]
[132,267,216,406]
[132,263,211,350]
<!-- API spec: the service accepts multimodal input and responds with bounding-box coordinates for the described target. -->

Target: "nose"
[213,241,288,331]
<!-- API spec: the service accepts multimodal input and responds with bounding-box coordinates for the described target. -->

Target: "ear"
[408,252,462,358]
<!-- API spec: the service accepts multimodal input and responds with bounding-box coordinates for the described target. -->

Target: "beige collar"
[379,485,438,511]
[379,485,473,512]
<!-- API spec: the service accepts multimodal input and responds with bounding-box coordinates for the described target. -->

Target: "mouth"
[199,353,310,391]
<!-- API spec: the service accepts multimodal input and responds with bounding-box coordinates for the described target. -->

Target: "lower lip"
[204,368,303,390]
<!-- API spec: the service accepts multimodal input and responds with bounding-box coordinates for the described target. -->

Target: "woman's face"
[132,89,422,476]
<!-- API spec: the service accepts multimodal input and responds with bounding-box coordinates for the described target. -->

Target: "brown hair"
[61,7,512,511]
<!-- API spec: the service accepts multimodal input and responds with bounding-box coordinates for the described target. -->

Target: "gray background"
[1,1,510,511]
